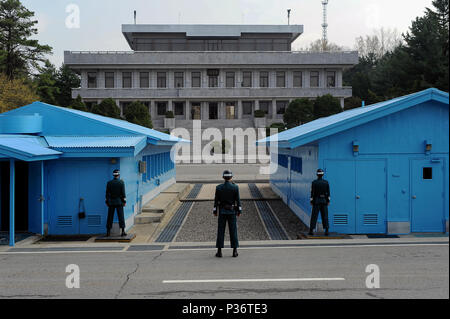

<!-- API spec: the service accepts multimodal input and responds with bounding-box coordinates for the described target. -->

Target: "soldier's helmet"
[316,169,325,176]
[113,169,120,177]
[223,170,233,179]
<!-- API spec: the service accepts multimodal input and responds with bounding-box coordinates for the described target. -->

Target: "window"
[191,72,201,88]
[174,72,184,88]
[423,167,433,180]
[276,101,287,114]
[87,72,97,88]
[157,102,167,116]
[259,71,269,87]
[242,71,252,87]
[157,72,167,88]
[293,71,303,88]
[291,157,303,174]
[140,72,149,88]
[278,154,288,168]
[209,75,219,88]
[226,102,236,119]
[327,71,336,87]
[174,102,184,116]
[310,71,320,87]
[207,40,220,51]
[226,72,235,88]
[242,101,253,115]
[276,71,286,88]
[259,101,270,114]
[105,72,114,88]
[122,72,132,88]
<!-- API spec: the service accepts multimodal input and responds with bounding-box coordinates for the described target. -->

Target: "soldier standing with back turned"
[105,169,127,237]
[213,170,242,258]
[309,169,330,236]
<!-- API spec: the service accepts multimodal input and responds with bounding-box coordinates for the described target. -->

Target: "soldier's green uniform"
[105,170,127,235]
[214,178,242,250]
[309,169,330,235]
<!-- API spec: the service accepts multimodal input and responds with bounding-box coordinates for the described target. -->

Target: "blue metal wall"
[274,100,449,234]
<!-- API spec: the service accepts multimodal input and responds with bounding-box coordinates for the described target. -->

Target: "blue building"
[0,102,186,246]
[259,88,449,235]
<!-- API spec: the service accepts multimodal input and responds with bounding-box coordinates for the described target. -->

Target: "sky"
[21,0,434,67]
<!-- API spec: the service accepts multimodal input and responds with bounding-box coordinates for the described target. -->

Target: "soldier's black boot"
[233,248,238,258]
[308,228,314,236]
[215,248,222,258]
[325,229,329,236]
[106,229,111,237]
[121,228,127,237]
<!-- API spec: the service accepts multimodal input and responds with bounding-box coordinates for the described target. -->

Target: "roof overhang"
[0,137,62,162]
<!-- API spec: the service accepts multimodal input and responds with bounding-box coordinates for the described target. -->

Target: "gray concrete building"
[64,24,358,131]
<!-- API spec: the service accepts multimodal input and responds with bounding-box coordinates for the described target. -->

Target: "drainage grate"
[249,184,289,240]
[155,202,193,243]
[186,184,203,200]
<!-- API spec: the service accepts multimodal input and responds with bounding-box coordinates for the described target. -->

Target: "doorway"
[191,103,201,120]
[0,161,29,232]
[411,158,445,232]
[209,102,218,120]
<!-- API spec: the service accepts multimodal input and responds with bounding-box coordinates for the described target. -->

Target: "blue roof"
[7,102,189,145]
[45,136,146,148]
[0,136,61,161]
[258,88,449,149]
[45,135,148,156]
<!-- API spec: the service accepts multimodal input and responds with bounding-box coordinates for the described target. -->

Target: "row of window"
[142,152,174,182]
[119,100,290,118]
[277,155,303,174]
[135,38,290,51]
[86,70,337,89]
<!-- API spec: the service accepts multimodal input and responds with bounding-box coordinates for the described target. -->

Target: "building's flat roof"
[122,24,304,49]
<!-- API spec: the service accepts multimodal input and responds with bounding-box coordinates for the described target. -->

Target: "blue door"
[411,159,445,232]
[28,162,43,234]
[78,161,110,234]
[48,160,110,235]
[355,160,387,234]
[47,160,79,235]
[325,160,356,234]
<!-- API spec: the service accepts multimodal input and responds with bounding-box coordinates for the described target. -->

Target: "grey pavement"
[0,238,448,299]
[176,164,269,183]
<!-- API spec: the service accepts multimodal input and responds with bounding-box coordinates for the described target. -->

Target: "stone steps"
[134,183,191,224]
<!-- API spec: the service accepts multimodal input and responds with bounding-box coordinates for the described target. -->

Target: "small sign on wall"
[139,161,147,174]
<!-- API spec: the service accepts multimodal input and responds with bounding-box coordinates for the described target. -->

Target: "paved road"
[0,239,448,299]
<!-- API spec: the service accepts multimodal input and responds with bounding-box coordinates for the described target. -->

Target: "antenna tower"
[321,0,329,50]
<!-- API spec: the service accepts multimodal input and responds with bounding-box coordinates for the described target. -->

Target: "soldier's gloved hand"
[214,212,218,217]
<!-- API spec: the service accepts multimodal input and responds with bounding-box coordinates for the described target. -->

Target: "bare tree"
[355,27,403,59]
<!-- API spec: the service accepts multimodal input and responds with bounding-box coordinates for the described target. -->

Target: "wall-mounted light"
[353,140,359,156]
[425,140,432,154]
[110,158,117,164]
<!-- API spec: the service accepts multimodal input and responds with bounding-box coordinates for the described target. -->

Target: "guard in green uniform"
[213,170,242,258]
[105,169,127,237]
[309,169,330,236]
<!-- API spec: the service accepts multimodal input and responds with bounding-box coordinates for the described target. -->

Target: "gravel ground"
[268,200,309,239]
[175,201,270,242]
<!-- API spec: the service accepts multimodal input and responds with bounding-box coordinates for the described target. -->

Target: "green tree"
[123,101,153,128]
[55,64,81,107]
[283,98,314,128]
[91,98,121,119]
[69,95,88,112]
[0,0,52,79]
[35,60,59,105]
[344,96,363,110]
[313,94,343,119]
